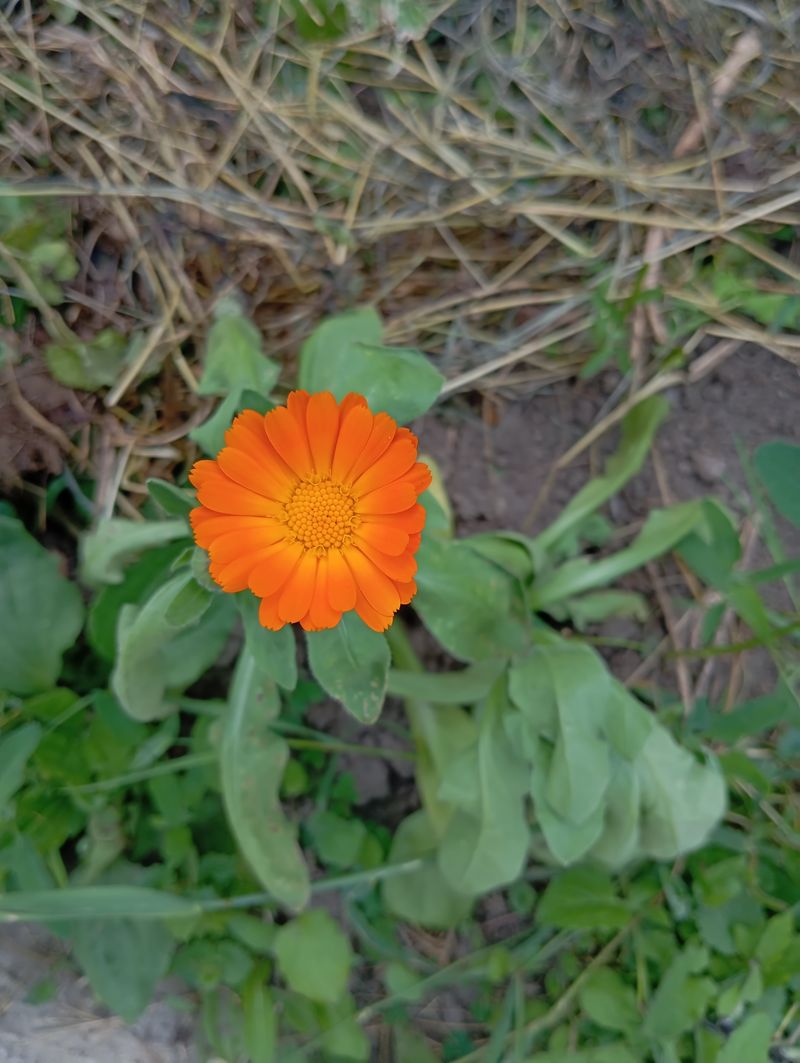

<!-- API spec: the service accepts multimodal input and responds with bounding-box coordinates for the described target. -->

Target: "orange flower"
[189,390,431,633]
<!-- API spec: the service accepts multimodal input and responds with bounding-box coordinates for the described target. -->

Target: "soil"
[2,347,797,1061]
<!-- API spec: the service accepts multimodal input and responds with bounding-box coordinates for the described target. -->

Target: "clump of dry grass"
[0,0,798,484]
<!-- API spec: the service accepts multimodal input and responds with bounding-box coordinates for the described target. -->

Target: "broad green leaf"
[191,388,273,457]
[197,295,279,397]
[80,517,188,586]
[643,944,715,1040]
[298,307,442,422]
[587,758,641,867]
[578,968,640,1033]
[414,536,528,662]
[243,970,277,1063]
[0,516,84,695]
[536,867,632,930]
[717,1012,772,1063]
[164,578,213,627]
[528,736,606,865]
[0,886,197,921]
[221,650,309,909]
[677,500,741,589]
[704,685,800,742]
[87,541,187,660]
[534,396,668,556]
[386,659,505,704]
[636,727,726,860]
[274,909,352,1004]
[438,687,530,895]
[111,573,234,720]
[754,441,800,527]
[73,917,174,1022]
[306,809,367,869]
[146,478,195,517]
[394,1023,440,1063]
[306,612,390,723]
[0,723,42,808]
[173,938,253,990]
[238,593,297,690]
[530,502,706,610]
[563,589,648,630]
[45,328,127,391]
[383,810,472,929]
[319,993,370,1061]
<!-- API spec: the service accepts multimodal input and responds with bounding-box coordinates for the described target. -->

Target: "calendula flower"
[190,390,430,632]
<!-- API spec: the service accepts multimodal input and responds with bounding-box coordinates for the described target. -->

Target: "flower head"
[190,390,430,632]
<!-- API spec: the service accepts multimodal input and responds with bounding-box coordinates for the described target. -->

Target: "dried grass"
[0,0,798,476]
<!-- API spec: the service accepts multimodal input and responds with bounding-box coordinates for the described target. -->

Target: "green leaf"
[563,589,648,630]
[164,578,213,626]
[526,1047,638,1063]
[146,478,195,517]
[0,723,42,808]
[579,968,640,1033]
[717,1012,772,1063]
[306,612,390,723]
[298,307,442,422]
[221,650,309,910]
[387,660,505,704]
[197,295,279,397]
[243,970,277,1063]
[536,867,632,930]
[643,944,715,1040]
[677,500,741,589]
[273,909,352,1004]
[190,388,273,457]
[530,502,706,610]
[383,810,472,929]
[0,516,84,695]
[438,686,530,895]
[238,592,297,690]
[0,886,197,922]
[45,328,127,391]
[754,441,800,527]
[414,536,528,662]
[80,517,188,586]
[306,809,367,869]
[111,573,234,720]
[534,396,668,556]
[72,917,174,1022]
[636,726,726,860]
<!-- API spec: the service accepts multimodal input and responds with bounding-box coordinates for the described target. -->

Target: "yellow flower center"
[284,479,358,553]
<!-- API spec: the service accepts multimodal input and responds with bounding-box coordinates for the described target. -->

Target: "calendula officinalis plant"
[3,300,799,1061]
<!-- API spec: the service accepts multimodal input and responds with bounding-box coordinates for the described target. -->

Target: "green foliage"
[754,441,800,527]
[298,307,443,422]
[273,909,352,1003]
[220,652,309,909]
[0,516,84,695]
[306,612,390,723]
[45,328,128,391]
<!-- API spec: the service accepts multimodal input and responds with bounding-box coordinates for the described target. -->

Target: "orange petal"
[344,547,401,615]
[217,447,294,502]
[406,462,433,494]
[407,532,422,553]
[207,523,287,564]
[353,538,417,581]
[278,550,318,623]
[351,439,417,498]
[356,480,418,515]
[331,405,374,482]
[305,391,339,478]
[264,406,314,480]
[226,411,297,485]
[326,548,357,612]
[287,390,311,421]
[210,546,283,593]
[345,413,397,485]
[194,467,285,517]
[338,392,368,418]
[396,579,417,605]
[249,540,304,597]
[191,511,276,549]
[302,560,342,630]
[354,589,394,632]
[258,594,284,630]
[355,520,409,556]
[368,504,426,534]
